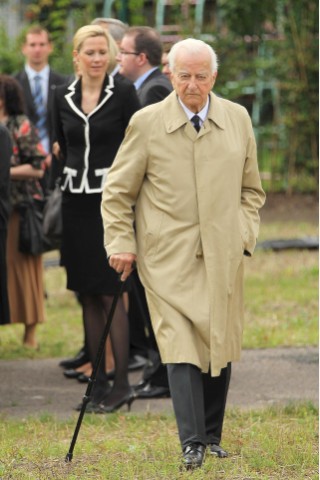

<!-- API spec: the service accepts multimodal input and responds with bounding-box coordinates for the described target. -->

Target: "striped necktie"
[33,75,47,143]
[191,114,201,132]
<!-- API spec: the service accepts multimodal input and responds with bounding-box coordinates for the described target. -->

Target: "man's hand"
[109,253,137,282]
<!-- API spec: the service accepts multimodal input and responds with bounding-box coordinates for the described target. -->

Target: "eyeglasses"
[119,50,140,56]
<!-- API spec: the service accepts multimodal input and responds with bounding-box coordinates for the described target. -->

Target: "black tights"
[80,293,130,405]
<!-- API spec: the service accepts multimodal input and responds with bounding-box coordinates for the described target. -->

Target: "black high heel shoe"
[92,390,137,414]
[63,368,83,379]
[77,373,90,383]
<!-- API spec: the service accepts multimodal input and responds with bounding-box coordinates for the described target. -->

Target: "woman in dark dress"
[0,125,12,325]
[53,25,140,412]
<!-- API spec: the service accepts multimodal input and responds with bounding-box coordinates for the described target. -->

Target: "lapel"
[139,68,160,87]
[19,70,34,106]
[163,91,226,141]
[48,70,58,110]
[64,75,114,121]
[137,68,160,97]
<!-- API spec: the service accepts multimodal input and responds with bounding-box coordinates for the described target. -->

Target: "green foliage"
[218,0,278,36]
[210,0,319,193]
[275,0,319,192]
[2,0,318,192]
[0,25,24,74]
[23,0,101,74]
[113,0,146,24]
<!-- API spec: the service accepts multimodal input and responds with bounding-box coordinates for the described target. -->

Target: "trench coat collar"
[164,91,226,134]
[64,74,114,121]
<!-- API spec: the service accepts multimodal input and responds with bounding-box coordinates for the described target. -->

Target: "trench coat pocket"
[238,210,249,252]
[227,253,243,295]
[142,211,164,259]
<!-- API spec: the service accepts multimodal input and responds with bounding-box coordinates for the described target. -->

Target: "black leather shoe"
[59,347,90,369]
[128,354,148,371]
[77,370,115,383]
[183,444,205,470]
[75,399,98,412]
[135,382,171,399]
[132,379,147,390]
[106,369,115,380]
[209,444,228,458]
[77,373,90,383]
[63,368,83,379]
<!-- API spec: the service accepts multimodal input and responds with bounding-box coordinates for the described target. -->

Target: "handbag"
[18,197,45,256]
[42,180,62,252]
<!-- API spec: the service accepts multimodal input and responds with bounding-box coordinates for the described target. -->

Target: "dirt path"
[0,346,318,420]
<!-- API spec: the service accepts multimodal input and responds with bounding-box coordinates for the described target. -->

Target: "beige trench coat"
[101,91,265,376]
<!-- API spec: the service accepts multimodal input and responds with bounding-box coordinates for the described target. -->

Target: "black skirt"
[61,192,123,295]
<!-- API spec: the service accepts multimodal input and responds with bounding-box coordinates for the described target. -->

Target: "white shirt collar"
[134,67,158,90]
[25,64,50,83]
[178,96,210,124]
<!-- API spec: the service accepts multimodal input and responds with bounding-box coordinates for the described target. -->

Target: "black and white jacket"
[52,74,140,193]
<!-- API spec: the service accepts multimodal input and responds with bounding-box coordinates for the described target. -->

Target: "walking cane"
[65,279,125,462]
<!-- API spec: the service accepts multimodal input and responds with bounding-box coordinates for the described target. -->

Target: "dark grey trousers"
[167,362,231,450]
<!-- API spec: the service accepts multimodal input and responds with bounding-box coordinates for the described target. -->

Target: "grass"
[0,218,318,359]
[0,403,318,479]
[0,214,318,479]
[243,249,318,348]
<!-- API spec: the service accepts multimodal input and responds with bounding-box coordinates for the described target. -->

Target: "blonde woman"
[53,25,140,412]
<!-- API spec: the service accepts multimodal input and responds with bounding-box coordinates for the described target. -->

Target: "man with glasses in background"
[118,26,172,106]
[117,26,173,400]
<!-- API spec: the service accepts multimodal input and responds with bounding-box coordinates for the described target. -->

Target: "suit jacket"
[15,68,70,152]
[52,74,140,193]
[137,68,173,107]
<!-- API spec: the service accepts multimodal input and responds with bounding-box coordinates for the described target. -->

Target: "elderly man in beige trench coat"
[101,38,265,470]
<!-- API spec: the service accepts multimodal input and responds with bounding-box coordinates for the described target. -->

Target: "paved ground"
[0,346,318,420]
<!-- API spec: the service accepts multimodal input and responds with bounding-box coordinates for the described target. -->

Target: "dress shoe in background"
[128,354,148,372]
[77,373,90,383]
[134,381,171,399]
[208,444,228,458]
[182,443,205,470]
[63,368,84,379]
[59,346,90,369]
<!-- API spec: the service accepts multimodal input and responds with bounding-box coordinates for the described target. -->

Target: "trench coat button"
[196,253,203,259]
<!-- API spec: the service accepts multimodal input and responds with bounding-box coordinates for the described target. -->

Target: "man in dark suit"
[15,25,69,191]
[118,26,172,106]
[118,26,173,399]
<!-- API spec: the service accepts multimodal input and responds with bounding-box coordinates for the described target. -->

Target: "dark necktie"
[33,75,47,143]
[191,114,201,132]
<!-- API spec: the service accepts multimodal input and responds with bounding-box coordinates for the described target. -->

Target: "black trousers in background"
[128,270,169,388]
[167,362,231,450]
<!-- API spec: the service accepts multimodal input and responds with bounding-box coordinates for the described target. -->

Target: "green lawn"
[0,403,318,479]
[0,217,318,479]
[0,218,317,359]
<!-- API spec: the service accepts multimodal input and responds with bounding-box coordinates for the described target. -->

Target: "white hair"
[168,38,218,74]
[91,18,128,42]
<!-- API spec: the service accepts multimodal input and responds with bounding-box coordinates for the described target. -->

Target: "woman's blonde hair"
[73,24,118,75]
[73,24,110,52]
